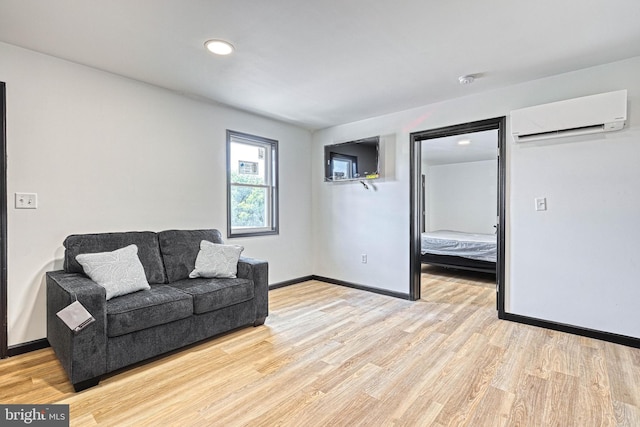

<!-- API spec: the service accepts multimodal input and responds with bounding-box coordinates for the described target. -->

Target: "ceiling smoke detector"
[458,75,475,85]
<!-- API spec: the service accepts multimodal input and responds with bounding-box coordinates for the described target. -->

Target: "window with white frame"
[227,130,278,237]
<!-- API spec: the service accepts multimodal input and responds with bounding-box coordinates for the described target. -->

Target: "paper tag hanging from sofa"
[56,300,95,333]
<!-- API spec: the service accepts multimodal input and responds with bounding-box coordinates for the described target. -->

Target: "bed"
[421,230,497,274]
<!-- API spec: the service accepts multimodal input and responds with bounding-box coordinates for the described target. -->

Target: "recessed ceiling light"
[457,139,471,145]
[204,39,234,55]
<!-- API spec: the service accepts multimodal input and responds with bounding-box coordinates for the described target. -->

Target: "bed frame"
[421,253,496,275]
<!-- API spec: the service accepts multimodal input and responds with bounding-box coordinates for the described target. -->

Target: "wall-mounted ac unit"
[510,90,627,142]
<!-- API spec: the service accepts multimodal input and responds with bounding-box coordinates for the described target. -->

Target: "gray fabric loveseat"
[46,229,268,391]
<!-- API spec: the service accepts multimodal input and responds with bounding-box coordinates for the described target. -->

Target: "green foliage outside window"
[230,172,266,228]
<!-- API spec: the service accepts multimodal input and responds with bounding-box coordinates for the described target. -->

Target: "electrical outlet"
[15,193,38,209]
[361,254,367,264]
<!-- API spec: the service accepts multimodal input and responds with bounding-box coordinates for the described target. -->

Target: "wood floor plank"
[466,385,515,427]
[431,333,505,425]
[1,271,639,426]
[603,340,640,407]
[506,373,550,426]
[612,400,640,426]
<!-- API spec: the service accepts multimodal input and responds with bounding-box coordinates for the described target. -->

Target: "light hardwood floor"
[1,268,639,426]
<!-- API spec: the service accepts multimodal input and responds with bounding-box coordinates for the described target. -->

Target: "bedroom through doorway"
[410,117,506,314]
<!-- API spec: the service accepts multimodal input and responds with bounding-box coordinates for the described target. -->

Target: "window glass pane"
[332,158,352,179]
[230,142,267,185]
[230,185,268,229]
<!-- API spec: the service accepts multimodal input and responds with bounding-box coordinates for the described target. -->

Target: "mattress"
[421,230,496,263]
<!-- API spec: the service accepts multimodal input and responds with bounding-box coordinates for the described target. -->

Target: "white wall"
[312,133,404,293]
[426,160,497,234]
[313,56,640,339]
[1,42,313,346]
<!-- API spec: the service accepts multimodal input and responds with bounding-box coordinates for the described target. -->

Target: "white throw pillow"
[75,244,150,300]
[189,240,244,279]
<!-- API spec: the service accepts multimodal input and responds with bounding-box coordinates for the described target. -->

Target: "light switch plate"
[15,193,38,209]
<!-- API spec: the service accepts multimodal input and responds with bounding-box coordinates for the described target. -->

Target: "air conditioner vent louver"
[511,90,627,142]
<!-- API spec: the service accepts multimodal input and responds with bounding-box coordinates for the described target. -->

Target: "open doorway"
[410,117,506,316]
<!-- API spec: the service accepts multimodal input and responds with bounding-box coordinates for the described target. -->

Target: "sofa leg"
[253,317,266,326]
[73,377,100,392]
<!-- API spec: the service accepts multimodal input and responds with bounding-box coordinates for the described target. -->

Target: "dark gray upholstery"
[105,301,256,372]
[47,272,107,386]
[158,229,224,282]
[46,229,268,392]
[64,231,167,284]
[106,285,193,337]
[169,277,254,314]
[238,257,269,321]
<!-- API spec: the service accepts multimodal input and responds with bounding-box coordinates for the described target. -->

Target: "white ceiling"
[1,0,640,130]
[422,130,498,166]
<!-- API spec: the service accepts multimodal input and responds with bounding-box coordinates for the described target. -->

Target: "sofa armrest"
[46,270,108,387]
[237,257,269,322]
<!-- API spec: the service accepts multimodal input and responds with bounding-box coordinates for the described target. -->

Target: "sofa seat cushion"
[106,285,193,337]
[168,278,254,314]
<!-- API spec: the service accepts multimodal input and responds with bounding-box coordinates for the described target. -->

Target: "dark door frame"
[1,82,8,358]
[409,116,506,316]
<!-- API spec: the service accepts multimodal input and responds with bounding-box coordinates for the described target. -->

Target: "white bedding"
[421,230,496,263]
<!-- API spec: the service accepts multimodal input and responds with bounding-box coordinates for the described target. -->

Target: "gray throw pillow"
[76,244,151,300]
[189,240,244,279]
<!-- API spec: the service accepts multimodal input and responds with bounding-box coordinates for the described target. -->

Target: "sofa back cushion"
[64,231,167,284]
[158,229,224,282]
